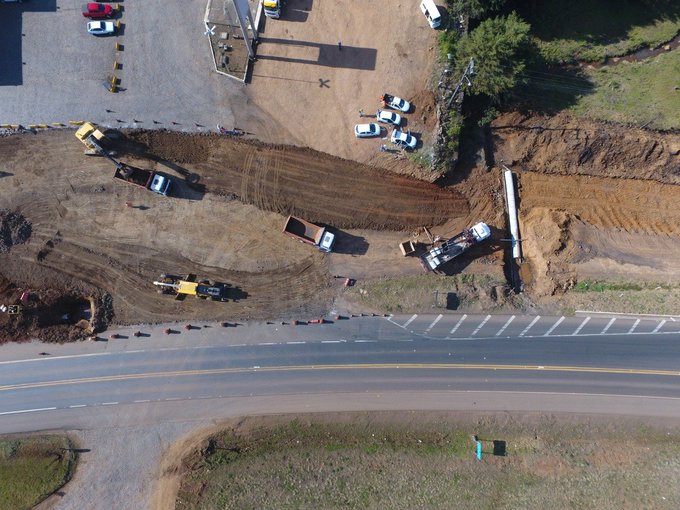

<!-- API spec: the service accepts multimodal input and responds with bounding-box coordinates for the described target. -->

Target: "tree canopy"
[453,0,506,18]
[456,12,532,101]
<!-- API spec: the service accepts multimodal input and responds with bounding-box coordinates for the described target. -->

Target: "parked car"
[391,129,417,150]
[82,3,114,18]
[354,123,382,138]
[381,93,411,113]
[87,20,115,35]
[376,110,401,126]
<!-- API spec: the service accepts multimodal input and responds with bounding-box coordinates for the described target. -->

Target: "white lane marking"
[69,404,87,408]
[628,319,641,334]
[0,352,111,365]
[321,340,344,344]
[134,400,150,403]
[164,397,182,401]
[495,316,516,337]
[0,407,57,416]
[449,315,468,335]
[425,314,443,333]
[572,317,590,336]
[519,316,540,337]
[471,315,491,336]
[601,318,616,334]
[403,314,418,328]
[258,342,277,346]
[354,340,377,343]
[229,344,247,347]
[286,341,306,345]
[102,402,119,406]
[652,320,667,333]
[545,316,565,336]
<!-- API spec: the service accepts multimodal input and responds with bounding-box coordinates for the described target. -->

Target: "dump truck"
[421,222,491,272]
[282,215,335,253]
[153,274,230,301]
[263,0,281,18]
[114,166,171,196]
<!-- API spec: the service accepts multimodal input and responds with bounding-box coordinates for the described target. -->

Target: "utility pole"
[447,58,475,108]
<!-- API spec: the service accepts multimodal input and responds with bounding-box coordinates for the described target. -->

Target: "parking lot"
[0,0,266,131]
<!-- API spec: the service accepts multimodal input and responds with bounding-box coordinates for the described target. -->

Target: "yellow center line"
[1,364,679,392]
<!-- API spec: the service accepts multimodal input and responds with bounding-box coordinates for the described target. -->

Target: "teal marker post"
[476,440,482,461]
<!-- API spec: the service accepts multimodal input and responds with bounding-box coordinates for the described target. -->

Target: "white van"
[420,0,441,29]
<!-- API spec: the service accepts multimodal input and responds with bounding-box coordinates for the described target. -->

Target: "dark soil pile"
[0,210,32,253]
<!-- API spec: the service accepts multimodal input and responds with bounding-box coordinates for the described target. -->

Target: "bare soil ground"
[0,129,467,341]
[247,0,440,176]
[490,112,680,300]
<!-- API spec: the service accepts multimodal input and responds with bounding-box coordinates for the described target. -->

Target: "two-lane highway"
[2,315,680,433]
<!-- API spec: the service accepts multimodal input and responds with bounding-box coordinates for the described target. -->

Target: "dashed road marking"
[354,339,377,343]
[572,317,590,336]
[545,316,565,336]
[519,316,540,337]
[471,315,491,336]
[629,319,641,334]
[0,407,57,416]
[652,320,667,333]
[403,314,418,328]
[601,318,616,334]
[449,315,468,335]
[425,314,443,333]
[102,401,118,406]
[286,341,306,345]
[69,404,87,408]
[495,316,515,337]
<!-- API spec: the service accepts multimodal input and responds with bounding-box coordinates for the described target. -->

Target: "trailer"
[282,215,335,253]
[421,222,491,272]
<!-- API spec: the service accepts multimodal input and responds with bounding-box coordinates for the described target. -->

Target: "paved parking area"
[0,0,265,130]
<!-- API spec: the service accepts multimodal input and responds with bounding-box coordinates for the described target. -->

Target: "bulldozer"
[153,274,230,302]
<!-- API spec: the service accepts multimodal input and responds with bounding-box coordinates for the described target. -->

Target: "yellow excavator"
[153,274,230,302]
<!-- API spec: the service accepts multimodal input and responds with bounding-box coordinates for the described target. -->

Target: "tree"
[455,12,532,101]
[453,0,506,18]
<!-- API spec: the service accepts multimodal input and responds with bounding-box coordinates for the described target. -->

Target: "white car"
[390,129,417,150]
[354,123,381,138]
[382,93,411,113]
[87,20,115,35]
[376,110,401,126]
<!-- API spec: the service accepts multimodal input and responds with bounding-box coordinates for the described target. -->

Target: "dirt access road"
[0,129,467,341]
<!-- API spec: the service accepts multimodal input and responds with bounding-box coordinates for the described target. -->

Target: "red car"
[82,3,114,19]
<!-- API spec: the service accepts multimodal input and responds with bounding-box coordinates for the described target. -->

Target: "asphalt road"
[1,314,680,433]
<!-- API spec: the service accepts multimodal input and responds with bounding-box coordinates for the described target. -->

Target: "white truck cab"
[420,0,441,29]
[319,231,336,253]
[263,0,281,19]
[149,174,171,196]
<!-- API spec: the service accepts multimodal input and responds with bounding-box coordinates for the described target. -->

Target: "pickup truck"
[282,216,335,253]
[114,166,171,196]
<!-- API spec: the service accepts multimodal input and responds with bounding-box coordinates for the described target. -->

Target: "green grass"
[570,50,680,129]
[0,435,76,510]
[175,415,680,510]
[511,0,680,64]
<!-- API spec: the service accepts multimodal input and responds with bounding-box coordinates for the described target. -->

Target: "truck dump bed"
[114,166,153,188]
[282,216,324,244]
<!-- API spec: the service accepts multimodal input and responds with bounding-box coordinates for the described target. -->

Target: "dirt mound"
[0,210,31,253]
[128,131,469,230]
[519,208,578,297]
[0,274,105,343]
[492,112,680,184]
